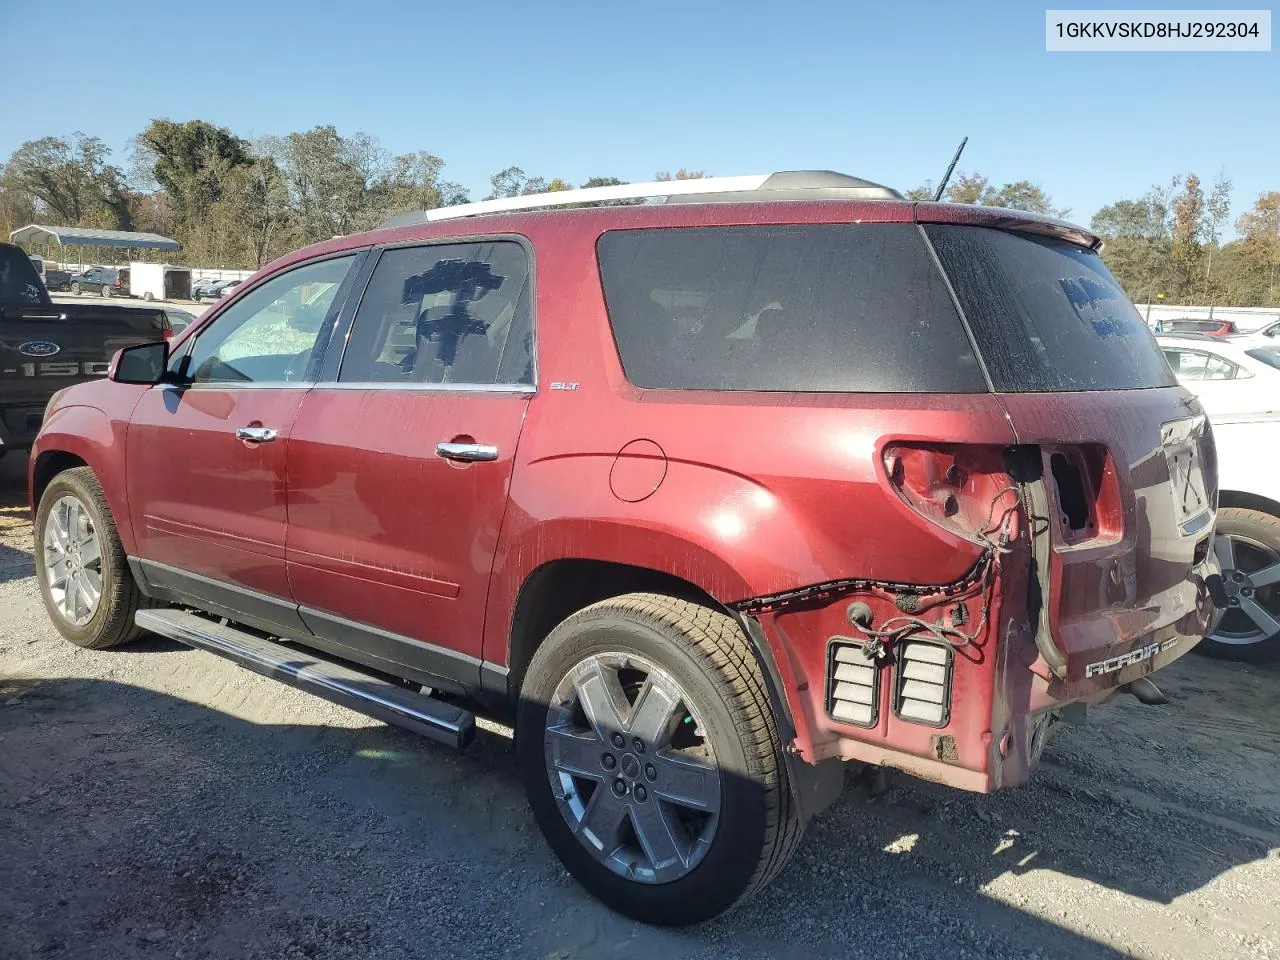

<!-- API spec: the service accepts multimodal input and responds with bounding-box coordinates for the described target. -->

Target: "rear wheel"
[101,284,112,298]
[1202,507,1280,663]
[35,467,149,649]
[517,593,802,926]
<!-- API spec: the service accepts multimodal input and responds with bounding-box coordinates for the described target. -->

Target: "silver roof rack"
[378,170,902,229]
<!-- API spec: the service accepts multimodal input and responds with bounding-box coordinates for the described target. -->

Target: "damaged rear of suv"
[587,197,1221,802]
[30,172,1222,926]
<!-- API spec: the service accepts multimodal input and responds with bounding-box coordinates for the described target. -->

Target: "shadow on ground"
[0,666,1273,960]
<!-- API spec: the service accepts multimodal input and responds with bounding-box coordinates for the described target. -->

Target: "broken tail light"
[883,443,1016,545]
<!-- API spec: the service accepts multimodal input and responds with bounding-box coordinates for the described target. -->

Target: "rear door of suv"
[283,238,535,684]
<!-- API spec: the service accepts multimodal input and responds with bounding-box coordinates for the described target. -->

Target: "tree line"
[1,121,1276,307]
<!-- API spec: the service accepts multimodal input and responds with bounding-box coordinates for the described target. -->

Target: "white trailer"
[128,262,192,302]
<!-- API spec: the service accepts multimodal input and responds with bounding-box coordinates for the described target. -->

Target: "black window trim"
[169,247,371,391]
[324,232,538,393]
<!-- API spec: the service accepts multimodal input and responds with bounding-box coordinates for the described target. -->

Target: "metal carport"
[8,225,180,270]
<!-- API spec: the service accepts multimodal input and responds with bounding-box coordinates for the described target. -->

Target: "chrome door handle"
[436,441,499,463]
[236,426,278,443]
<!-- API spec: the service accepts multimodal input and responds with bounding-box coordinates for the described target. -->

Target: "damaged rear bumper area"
[730,536,1223,795]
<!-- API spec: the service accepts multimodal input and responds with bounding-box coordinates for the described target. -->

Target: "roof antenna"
[933,137,968,202]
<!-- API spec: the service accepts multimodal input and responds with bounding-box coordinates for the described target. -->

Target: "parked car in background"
[191,277,225,301]
[1158,335,1280,416]
[163,308,197,334]
[1228,318,1280,347]
[192,278,246,301]
[30,173,1223,924]
[70,267,128,297]
[1158,317,1239,337]
[43,269,72,293]
[1158,333,1280,662]
[1,242,171,454]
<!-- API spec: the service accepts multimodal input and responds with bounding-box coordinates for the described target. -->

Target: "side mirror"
[110,341,170,385]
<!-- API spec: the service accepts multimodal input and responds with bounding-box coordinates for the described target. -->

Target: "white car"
[1158,334,1280,662]
[1227,318,1280,348]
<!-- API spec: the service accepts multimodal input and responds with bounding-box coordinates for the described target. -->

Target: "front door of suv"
[125,253,362,630]
[285,240,534,683]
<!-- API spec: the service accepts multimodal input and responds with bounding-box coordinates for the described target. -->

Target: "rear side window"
[596,224,985,393]
[1247,348,1280,371]
[340,241,533,386]
[925,225,1175,392]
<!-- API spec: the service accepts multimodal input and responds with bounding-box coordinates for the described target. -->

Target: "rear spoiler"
[913,202,1102,252]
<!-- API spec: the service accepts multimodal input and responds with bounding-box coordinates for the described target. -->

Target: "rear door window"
[596,224,984,393]
[1162,349,1210,381]
[340,241,533,386]
[1162,349,1243,382]
[924,225,1175,392]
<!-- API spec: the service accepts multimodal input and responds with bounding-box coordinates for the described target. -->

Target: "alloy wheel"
[43,495,104,627]
[1211,534,1280,646]
[543,651,722,884]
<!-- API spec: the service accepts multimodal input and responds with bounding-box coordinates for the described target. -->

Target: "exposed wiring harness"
[845,486,1022,653]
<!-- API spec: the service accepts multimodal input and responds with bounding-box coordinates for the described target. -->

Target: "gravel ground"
[1,452,1277,960]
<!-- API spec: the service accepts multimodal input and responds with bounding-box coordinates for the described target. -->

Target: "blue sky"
[2,0,1276,230]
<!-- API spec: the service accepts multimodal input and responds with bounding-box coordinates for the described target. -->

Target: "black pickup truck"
[0,243,171,454]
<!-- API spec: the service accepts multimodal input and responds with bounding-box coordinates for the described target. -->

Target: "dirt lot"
[0,451,1277,960]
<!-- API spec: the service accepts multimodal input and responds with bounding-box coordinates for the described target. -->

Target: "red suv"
[29,172,1223,925]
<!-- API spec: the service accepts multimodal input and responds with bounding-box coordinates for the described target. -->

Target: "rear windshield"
[0,246,47,306]
[1246,348,1280,371]
[924,225,1175,392]
[596,224,985,393]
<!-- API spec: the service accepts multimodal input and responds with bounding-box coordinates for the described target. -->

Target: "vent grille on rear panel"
[894,641,953,726]
[827,641,879,728]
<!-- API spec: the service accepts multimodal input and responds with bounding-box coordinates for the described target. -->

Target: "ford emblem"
[18,341,61,358]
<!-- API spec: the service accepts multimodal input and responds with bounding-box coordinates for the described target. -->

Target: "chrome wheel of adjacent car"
[42,495,104,626]
[544,651,722,884]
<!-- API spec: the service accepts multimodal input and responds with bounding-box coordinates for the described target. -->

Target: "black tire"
[1199,507,1280,663]
[70,282,81,295]
[517,593,802,926]
[101,284,112,298]
[34,466,150,649]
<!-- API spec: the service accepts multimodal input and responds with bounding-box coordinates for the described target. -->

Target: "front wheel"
[70,282,81,295]
[517,594,803,926]
[1201,507,1280,663]
[35,467,150,649]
